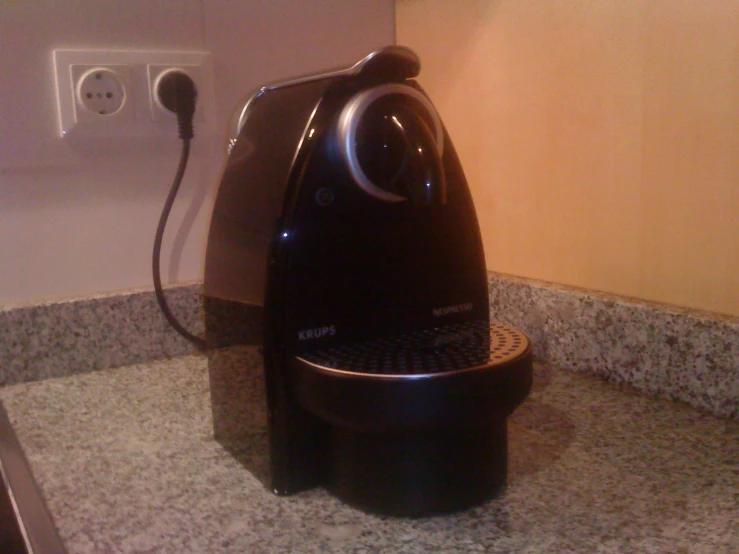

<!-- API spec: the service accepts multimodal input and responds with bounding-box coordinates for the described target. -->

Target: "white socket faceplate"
[52,49,216,139]
[73,66,132,120]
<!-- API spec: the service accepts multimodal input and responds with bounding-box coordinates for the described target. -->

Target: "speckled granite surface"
[489,272,739,419]
[3,272,737,419]
[0,284,202,386]
[1,355,737,553]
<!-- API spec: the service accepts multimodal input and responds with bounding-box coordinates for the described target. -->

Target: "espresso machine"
[204,46,533,516]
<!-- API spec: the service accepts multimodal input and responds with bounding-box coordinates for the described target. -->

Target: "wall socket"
[52,49,216,139]
[147,64,204,122]
[73,66,132,119]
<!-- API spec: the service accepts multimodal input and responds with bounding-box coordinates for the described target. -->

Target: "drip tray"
[299,321,530,377]
[289,321,533,431]
[288,321,534,517]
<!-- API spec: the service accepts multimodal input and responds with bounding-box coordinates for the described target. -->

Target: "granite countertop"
[0,356,737,553]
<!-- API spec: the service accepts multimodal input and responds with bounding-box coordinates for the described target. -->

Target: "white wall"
[0,0,395,306]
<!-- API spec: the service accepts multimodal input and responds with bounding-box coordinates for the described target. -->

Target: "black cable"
[152,70,205,349]
[152,137,206,350]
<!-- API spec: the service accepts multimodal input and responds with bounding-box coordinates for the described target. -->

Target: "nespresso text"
[433,303,473,317]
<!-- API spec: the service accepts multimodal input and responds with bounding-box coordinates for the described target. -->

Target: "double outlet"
[53,49,215,139]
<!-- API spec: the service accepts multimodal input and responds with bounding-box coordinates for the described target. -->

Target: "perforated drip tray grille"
[298,321,529,377]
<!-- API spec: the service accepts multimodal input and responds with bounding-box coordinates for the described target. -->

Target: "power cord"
[152,71,206,350]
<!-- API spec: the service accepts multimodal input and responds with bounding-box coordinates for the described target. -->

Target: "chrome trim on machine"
[225,46,421,154]
[336,83,444,203]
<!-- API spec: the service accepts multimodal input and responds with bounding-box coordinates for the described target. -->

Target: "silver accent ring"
[337,84,444,203]
[226,89,264,155]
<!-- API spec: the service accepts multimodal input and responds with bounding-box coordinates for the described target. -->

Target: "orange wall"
[397,0,739,316]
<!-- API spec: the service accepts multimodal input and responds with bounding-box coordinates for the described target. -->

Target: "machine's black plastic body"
[204,47,532,516]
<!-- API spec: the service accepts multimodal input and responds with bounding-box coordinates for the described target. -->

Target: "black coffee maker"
[204,46,533,516]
